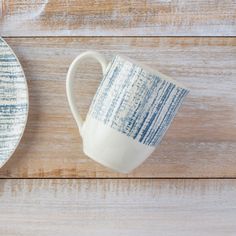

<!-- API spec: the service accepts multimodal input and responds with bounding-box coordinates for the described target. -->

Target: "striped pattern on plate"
[0,38,28,168]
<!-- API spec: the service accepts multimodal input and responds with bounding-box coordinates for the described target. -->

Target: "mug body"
[81,55,189,173]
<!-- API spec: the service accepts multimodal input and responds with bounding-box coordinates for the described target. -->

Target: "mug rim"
[115,54,189,91]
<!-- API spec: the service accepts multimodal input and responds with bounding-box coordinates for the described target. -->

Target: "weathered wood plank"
[0,0,236,36]
[0,37,235,178]
[0,179,235,235]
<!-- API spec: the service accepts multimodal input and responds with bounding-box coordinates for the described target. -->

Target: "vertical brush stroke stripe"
[89,55,189,147]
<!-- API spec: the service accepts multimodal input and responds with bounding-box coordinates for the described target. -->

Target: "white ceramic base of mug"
[82,116,155,173]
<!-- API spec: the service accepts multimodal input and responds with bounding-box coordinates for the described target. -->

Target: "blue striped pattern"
[89,55,189,146]
[0,38,28,166]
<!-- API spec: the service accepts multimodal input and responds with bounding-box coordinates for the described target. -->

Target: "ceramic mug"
[66,51,189,173]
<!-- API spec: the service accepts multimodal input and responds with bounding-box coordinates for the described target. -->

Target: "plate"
[0,38,29,168]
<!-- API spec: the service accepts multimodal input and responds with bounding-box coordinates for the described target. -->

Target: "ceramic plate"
[0,38,28,168]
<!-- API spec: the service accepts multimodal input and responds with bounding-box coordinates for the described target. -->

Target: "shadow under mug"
[66,51,189,173]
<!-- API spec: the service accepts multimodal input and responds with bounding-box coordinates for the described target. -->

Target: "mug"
[66,51,189,173]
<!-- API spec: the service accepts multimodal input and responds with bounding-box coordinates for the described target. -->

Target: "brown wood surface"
[0,179,236,235]
[0,0,236,234]
[1,0,236,36]
[0,37,235,178]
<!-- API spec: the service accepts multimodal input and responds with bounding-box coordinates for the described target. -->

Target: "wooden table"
[0,1,236,235]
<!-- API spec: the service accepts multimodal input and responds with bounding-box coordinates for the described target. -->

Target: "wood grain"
[0,179,235,235]
[0,37,235,178]
[0,0,235,233]
[0,0,236,36]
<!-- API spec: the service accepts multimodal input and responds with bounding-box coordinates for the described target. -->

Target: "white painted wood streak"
[0,179,236,236]
[0,0,236,36]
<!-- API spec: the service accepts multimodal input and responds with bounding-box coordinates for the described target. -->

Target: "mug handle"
[66,51,108,134]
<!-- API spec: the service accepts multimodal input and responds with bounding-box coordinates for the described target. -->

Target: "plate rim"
[0,37,29,169]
